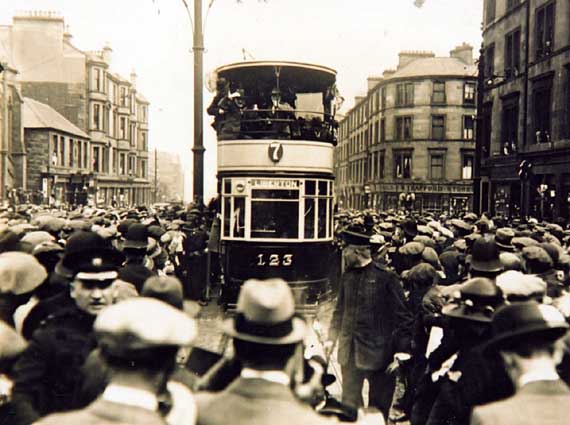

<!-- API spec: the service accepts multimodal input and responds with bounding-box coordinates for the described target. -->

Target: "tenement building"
[477,0,570,220]
[0,11,151,206]
[86,51,150,206]
[335,45,477,213]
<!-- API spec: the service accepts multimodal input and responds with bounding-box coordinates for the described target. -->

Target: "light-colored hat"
[95,297,197,356]
[0,320,27,361]
[0,252,47,295]
[496,270,546,300]
[222,278,307,345]
[21,231,55,250]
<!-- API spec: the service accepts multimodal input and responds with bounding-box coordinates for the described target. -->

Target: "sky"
[0,0,483,202]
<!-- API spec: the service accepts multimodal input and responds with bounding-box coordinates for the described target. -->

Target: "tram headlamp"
[236,183,245,193]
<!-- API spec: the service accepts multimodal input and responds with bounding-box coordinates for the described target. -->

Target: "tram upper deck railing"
[208,61,343,144]
[211,108,337,144]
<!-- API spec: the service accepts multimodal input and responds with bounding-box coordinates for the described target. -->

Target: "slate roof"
[22,97,89,139]
[390,57,477,79]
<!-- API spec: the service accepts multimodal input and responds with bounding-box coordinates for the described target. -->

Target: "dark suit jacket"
[196,377,332,425]
[330,261,413,370]
[470,380,570,425]
[33,398,167,425]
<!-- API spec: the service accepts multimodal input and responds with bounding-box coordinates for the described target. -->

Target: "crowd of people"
[0,202,219,424]
[0,200,568,424]
[328,208,570,424]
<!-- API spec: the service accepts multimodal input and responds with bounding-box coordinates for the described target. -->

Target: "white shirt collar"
[519,369,560,387]
[102,384,159,411]
[240,368,290,386]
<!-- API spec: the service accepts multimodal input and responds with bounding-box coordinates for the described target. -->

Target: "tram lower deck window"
[221,177,333,241]
[251,200,299,239]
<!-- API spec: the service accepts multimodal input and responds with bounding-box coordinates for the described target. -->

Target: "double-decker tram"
[208,61,342,313]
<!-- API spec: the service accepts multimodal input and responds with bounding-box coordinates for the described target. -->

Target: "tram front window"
[251,189,299,239]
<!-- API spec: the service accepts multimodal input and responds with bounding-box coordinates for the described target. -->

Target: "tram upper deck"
[207,61,342,144]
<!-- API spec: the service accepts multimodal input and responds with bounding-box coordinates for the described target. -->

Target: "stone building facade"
[23,97,90,205]
[0,11,150,206]
[335,45,477,214]
[477,0,570,221]
[86,50,150,206]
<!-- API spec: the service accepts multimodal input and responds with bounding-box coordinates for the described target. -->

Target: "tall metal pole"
[192,0,205,204]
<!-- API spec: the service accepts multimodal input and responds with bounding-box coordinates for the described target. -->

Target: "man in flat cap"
[470,302,570,425]
[11,244,124,424]
[35,297,197,425]
[196,278,331,425]
[327,226,413,420]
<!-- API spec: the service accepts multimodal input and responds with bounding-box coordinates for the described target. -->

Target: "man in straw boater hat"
[35,297,197,425]
[196,278,332,425]
[470,302,570,425]
[326,225,413,420]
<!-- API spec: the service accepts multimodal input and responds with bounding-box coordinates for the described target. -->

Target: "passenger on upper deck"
[207,73,338,144]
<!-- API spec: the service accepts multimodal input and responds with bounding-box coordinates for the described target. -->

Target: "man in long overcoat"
[327,226,413,418]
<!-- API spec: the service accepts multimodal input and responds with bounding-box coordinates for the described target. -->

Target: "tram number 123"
[256,254,293,267]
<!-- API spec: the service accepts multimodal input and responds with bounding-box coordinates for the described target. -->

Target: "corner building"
[335,45,477,214]
[477,0,570,221]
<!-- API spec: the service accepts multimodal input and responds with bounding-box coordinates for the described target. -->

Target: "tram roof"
[214,61,337,93]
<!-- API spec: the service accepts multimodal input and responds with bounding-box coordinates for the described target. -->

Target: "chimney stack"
[130,69,137,88]
[450,43,474,65]
[397,51,435,69]
[102,42,112,64]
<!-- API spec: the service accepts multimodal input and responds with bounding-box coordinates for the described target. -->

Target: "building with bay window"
[86,50,150,206]
[0,11,150,206]
[334,44,477,214]
[476,0,570,221]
